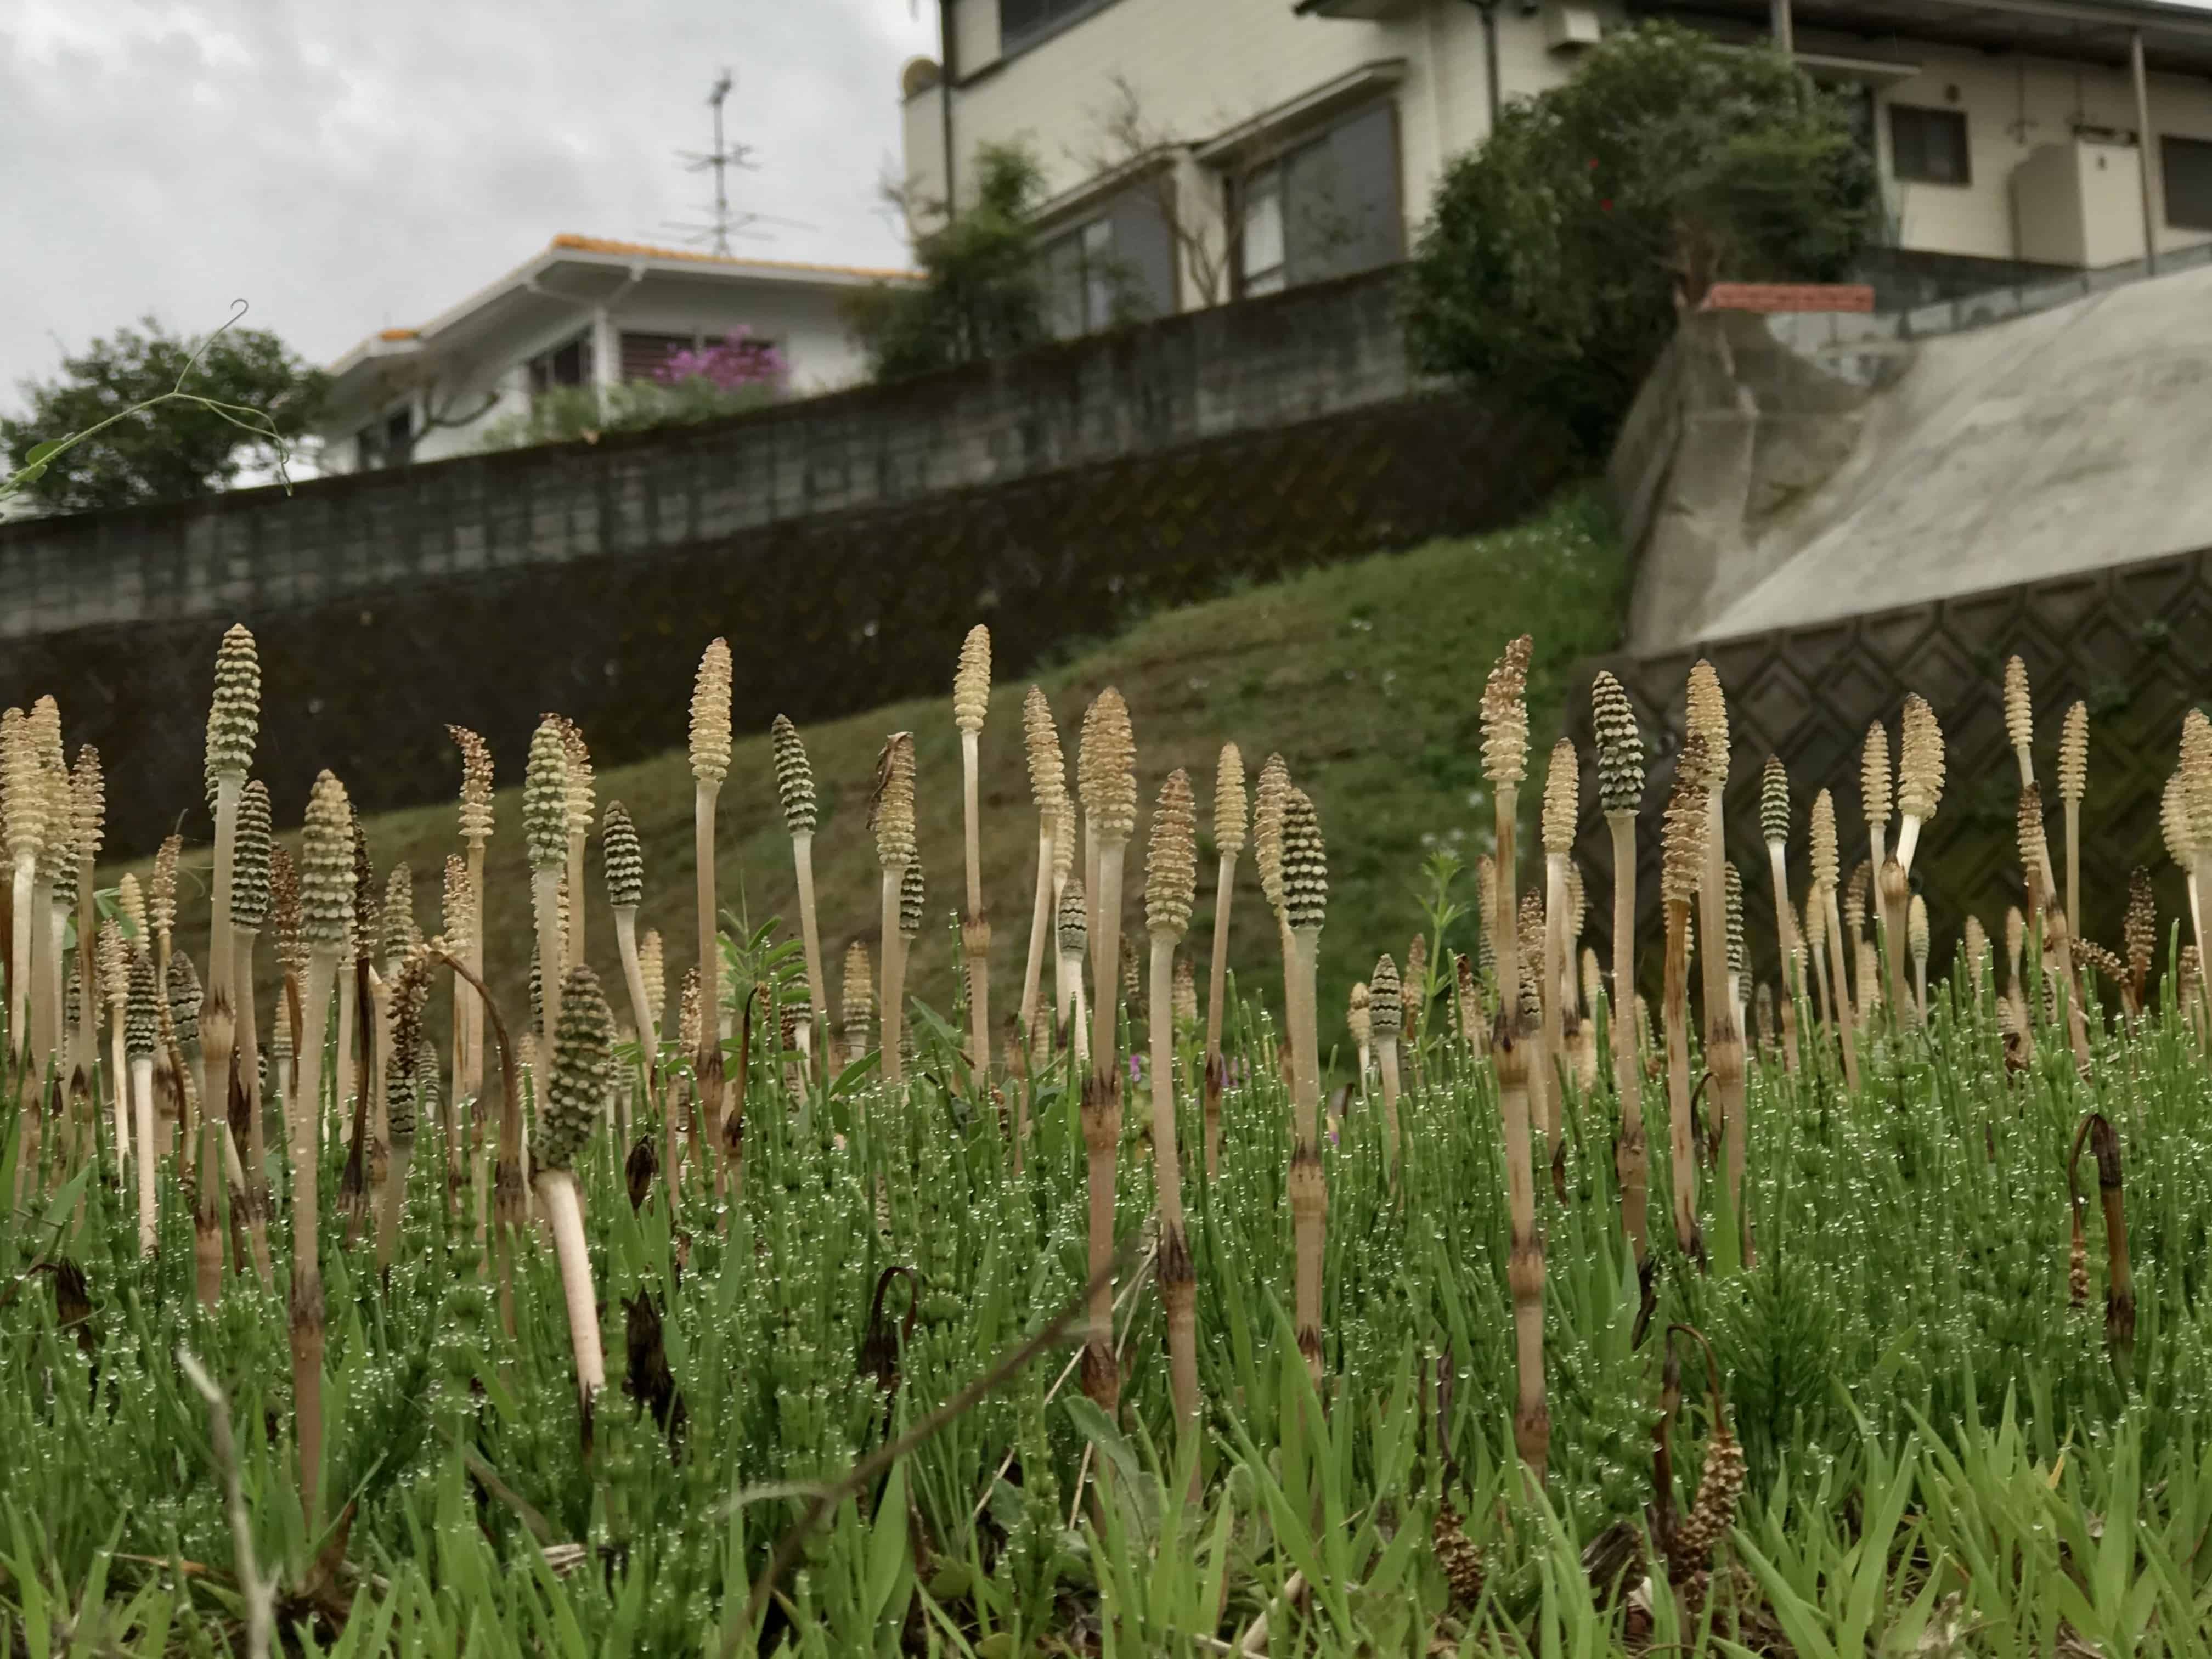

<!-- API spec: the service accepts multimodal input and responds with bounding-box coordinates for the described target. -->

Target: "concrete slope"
[1699,262,2212,643]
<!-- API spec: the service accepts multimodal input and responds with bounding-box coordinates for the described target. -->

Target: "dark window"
[2163,134,2212,232]
[1235,102,1402,298]
[527,332,593,395]
[999,0,1115,55]
[619,331,698,382]
[1889,104,1970,187]
[1037,190,1176,338]
[356,405,413,471]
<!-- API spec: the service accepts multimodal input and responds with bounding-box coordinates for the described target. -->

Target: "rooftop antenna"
[663,70,811,253]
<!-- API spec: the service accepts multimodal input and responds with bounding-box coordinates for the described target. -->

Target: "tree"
[848,142,1051,382]
[1403,25,1877,452]
[2,314,329,512]
[1075,74,1233,309]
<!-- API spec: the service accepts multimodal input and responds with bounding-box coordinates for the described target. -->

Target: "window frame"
[1229,99,1402,301]
[527,331,595,397]
[2162,133,2212,233]
[1887,103,1972,188]
[996,0,1122,60]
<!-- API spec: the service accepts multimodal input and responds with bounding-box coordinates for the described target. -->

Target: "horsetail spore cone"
[539,964,614,1400]
[1017,687,1065,1066]
[2058,699,2089,940]
[768,715,831,1077]
[1810,788,1859,1089]
[1142,769,1202,1462]
[525,717,570,1055]
[602,800,659,1076]
[841,940,873,1071]
[126,950,160,1255]
[1369,951,1403,1176]
[203,626,259,1052]
[953,627,994,1072]
[448,725,494,1102]
[1759,756,1801,1072]
[1661,755,1709,1262]
[1538,737,1577,1161]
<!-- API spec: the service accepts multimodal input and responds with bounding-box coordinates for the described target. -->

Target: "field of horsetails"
[4,617,2212,1658]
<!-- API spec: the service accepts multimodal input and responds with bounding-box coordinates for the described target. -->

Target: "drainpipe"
[940,0,959,219]
[1462,0,1501,132]
[2131,30,2158,275]
[1771,0,1793,54]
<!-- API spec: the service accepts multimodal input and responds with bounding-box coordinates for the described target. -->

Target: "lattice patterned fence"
[1566,544,2212,1004]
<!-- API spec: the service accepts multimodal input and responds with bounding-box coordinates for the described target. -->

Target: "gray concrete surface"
[1635,261,2212,650]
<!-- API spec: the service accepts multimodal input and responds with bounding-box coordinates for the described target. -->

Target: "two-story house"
[898,0,2212,329]
[318,235,918,473]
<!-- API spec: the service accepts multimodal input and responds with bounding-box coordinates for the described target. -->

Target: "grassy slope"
[180,489,1624,1062]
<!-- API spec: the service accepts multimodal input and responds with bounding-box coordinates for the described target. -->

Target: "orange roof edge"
[377,327,420,341]
[550,233,917,283]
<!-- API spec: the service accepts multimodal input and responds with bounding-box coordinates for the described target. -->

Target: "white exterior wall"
[906,0,1612,246]
[1872,43,2212,263]
[904,1,2212,304]
[329,278,876,472]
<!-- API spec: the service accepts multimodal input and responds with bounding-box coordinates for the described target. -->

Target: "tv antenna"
[664,70,811,253]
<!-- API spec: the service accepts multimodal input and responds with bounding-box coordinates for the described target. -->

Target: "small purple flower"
[656,327,788,392]
[1128,1052,1146,1085]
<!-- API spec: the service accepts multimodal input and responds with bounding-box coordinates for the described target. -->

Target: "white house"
[898,0,2212,329]
[319,235,919,473]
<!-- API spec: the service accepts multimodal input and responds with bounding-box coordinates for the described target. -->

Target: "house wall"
[910,0,1612,250]
[1871,43,2212,264]
[328,278,878,473]
[906,1,2212,307]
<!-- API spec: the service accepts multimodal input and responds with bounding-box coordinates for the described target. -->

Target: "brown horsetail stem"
[4,705,44,1064]
[1075,688,1135,1432]
[689,640,732,1181]
[1480,635,1544,1482]
[1017,686,1065,1073]
[449,724,494,1104]
[1280,785,1329,1398]
[953,625,994,1077]
[1539,737,1577,1164]
[2071,1111,2136,1377]
[441,852,475,1210]
[1661,751,1709,1266]
[2059,700,2089,943]
[871,730,917,1091]
[230,777,274,1285]
[1759,755,1801,1073]
[1811,789,1859,1090]
[1685,662,1748,1265]
[1204,742,1245,1180]
[2180,711,2212,1034]
[1142,767,1201,1474]
[69,744,103,1090]
[1592,669,1648,1283]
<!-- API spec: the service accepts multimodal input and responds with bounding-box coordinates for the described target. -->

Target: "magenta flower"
[656,328,788,391]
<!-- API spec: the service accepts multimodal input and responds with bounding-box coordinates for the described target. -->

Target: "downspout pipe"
[1466,0,1502,132]
[940,1,959,219]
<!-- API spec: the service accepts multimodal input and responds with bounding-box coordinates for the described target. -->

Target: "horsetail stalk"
[1017,687,1065,1068]
[2021,783,2093,1071]
[689,641,732,1175]
[2058,701,2088,943]
[125,949,160,1256]
[1909,895,1931,1024]
[294,769,354,1530]
[1593,671,1647,1271]
[601,800,657,1076]
[1686,663,1748,1263]
[841,940,873,1075]
[2179,714,2212,1026]
[1368,953,1402,1181]
[1076,689,1136,1425]
[770,716,829,1080]
[1143,768,1202,1470]
[1057,879,1089,1070]
[871,731,918,1090]
[69,746,102,1088]
[1347,981,1371,1081]
[1051,797,1077,1058]
[380,946,432,1269]
[1812,790,1860,1091]
[525,713,570,1081]
[1661,758,1708,1265]
[35,714,71,1105]
[1280,786,1329,1394]
[539,964,616,1403]
[230,778,274,1285]
[1540,737,1577,1163]
[1759,756,1802,1073]
[2004,654,2035,787]
[441,853,474,1210]
[954,625,993,1075]
[4,706,43,1069]
[1482,636,1546,1481]
[449,725,494,1106]
[202,627,258,1133]
[99,920,129,1178]
[1204,744,1245,1179]
[1891,695,1945,1025]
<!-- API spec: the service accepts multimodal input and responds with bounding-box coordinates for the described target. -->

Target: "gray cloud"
[1,0,935,410]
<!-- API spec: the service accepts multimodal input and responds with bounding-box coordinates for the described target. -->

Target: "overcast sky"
[1,0,939,414]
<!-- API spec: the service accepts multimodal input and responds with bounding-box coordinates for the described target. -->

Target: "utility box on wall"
[2012,139,2145,268]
